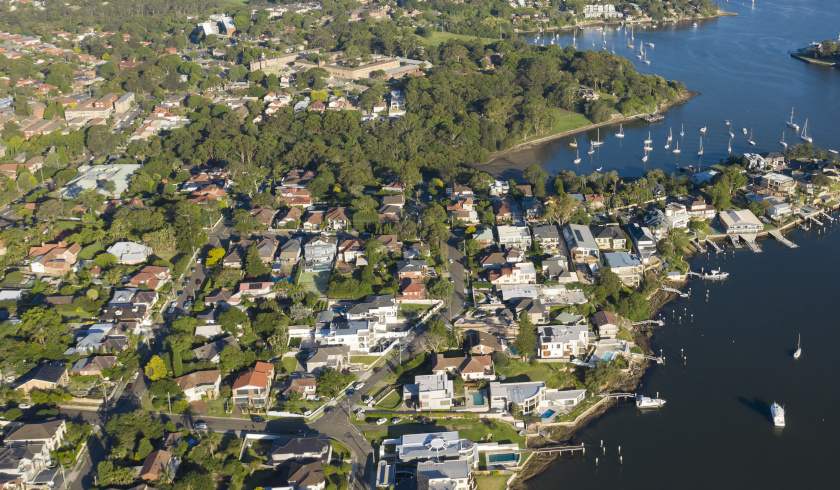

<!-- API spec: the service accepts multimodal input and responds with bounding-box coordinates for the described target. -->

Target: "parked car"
[376,418,388,425]
[194,421,208,431]
[391,417,401,424]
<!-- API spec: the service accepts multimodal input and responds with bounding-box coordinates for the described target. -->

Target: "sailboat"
[573,148,582,165]
[569,138,578,148]
[644,131,653,146]
[729,128,736,139]
[592,128,603,147]
[637,43,644,60]
[780,131,788,149]
[748,129,757,146]
[587,142,596,156]
[679,123,685,137]
[727,137,733,154]
[725,119,731,127]
[595,166,603,172]
[786,107,800,132]
[697,136,704,156]
[800,118,813,143]
[616,124,625,139]
[699,125,708,135]
[792,333,802,360]
[642,148,649,163]
[667,127,673,143]
[672,141,681,154]
[742,127,748,136]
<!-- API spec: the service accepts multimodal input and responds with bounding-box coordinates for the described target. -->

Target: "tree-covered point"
[798,40,840,62]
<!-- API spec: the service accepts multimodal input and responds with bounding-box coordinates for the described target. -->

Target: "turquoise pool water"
[488,453,519,463]
[472,392,485,405]
[541,409,556,419]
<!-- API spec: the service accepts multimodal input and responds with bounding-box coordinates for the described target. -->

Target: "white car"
[376,418,388,425]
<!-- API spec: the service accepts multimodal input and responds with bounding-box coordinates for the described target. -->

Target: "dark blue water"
[499,0,840,177]
[521,1,840,488]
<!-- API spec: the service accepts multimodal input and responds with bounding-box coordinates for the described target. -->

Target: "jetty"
[740,234,762,253]
[768,230,798,248]
[531,444,586,456]
[660,286,689,298]
[705,238,723,253]
[691,238,707,253]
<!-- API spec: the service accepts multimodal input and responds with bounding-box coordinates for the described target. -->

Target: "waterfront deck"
[739,234,762,253]
[768,230,799,249]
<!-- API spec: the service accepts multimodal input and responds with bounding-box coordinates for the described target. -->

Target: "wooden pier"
[768,229,799,248]
[820,211,835,223]
[705,238,723,253]
[532,444,586,456]
[660,285,689,298]
[691,239,707,253]
[740,234,762,253]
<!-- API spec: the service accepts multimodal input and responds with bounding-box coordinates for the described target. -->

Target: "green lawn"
[495,357,580,389]
[475,473,510,490]
[546,108,592,135]
[280,356,300,373]
[419,31,496,47]
[398,303,432,320]
[350,355,382,367]
[297,271,331,296]
[360,418,524,446]
[375,389,402,410]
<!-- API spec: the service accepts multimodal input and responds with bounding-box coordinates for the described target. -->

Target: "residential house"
[398,279,427,301]
[603,252,644,288]
[687,198,717,220]
[626,223,657,264]
[127,265,171,290]
[70,356,117,377]
[346,295,398,326]
[276,207,303,228]
[28,242,81,276]
[447,198,479,225]
[464,330,503,355]
[487,262,537,286]
[270,437,332,464]
[494,200,513,224]
[376,235,402,255]
[255,236,279,264]
[305,345,350,373]
[279,239,302,267]
[473,227,495,249]
[250,207,277,229]
[192,336,238,364]
[479,252,506,270]
[591,311,627,339]
[0,441,53,485]
[403,373,454,410]
[396,260,430,280]
[719,209,763,235]
[593,225,626,251]
[762,172,796,195]
[284,376,318,401]
[5,420,66,452]
[394,431,478,466]
[542,256,575,283]
[304,236,337,272]
[538,325,591,359]
[106,241,152,265]
[664,203,690,230]
[532,224,561,252]
[232,361,275,409]
[768,202,794,222]
[303,210,324,232]
[489,381,545,415]
[15,362,69,394]
[280,461,326,490]
[140,450,179,483]
[562,224,599,264]
[174,370,221,402]
[496,225,531,250]
[417,459,473,490]
[314,319,373,353]
[325,207,350,231]
[431,354,494,381]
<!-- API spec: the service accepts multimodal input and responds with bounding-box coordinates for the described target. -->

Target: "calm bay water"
[502,0,840,178]
[520,1,840,488]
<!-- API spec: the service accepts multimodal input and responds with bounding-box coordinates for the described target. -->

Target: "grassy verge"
[350,355,382,367]
[374,389,402,410]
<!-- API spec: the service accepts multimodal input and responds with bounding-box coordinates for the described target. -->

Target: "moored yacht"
[636,393,667,409]
[771,402,785,428]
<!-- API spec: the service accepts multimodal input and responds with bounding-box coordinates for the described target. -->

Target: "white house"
[719,209,763,235]
[563,224,600,264]
[174,370,221,402]
[664,203,690,230]
[106,241,153,265]
[417,459,473,490]
[496,225,532,250]
[603,251,644,288]
[489,381,545,415]
[403,372,454,410]
[538,325,591,359]
[487,262,537,286]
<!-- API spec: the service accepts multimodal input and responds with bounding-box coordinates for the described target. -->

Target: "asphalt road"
[446,235,467,321]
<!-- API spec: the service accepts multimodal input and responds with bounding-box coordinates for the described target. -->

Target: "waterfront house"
[403,372,454,410]
[591,311,627,339]
[626,223,657,264]
[603,252,644,288]
[664,203,690,230]
[489,381,545,415]
[393,431,478,466]
[538,325,591,359]
[417,459,473,490]
[768,202,794,222]
[719,209,763,235]
[761,172,796,195]
[562,224,599,264]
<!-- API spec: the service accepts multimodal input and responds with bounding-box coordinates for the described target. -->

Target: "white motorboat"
[672,141,681,154]
[780,131,788,149]
[680,123,685,137]
[569,138,578,148]
[748,129,757,146]
[573,148,581,165]
[701,268,729,280]
[700,126,707,135]
[616,124,625,138]
[644,131,653,145]
[793,333,802,360]
[771,402,785,428]
[636,393,667,409]
[698,136,704,156]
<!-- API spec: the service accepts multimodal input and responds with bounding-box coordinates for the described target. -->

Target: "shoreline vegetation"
[789,39,840,68]
[481,90,696,175]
